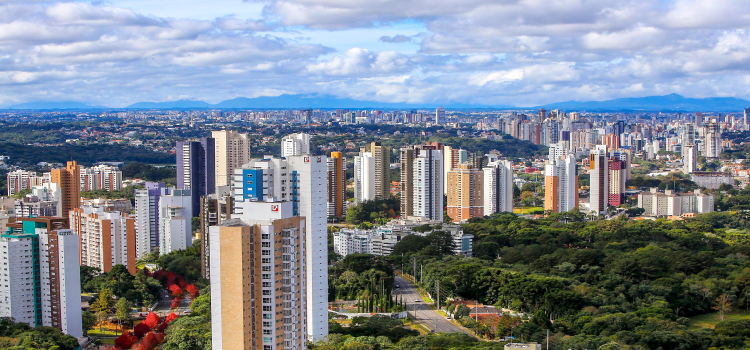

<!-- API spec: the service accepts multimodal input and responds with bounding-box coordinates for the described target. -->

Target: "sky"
[2,0,750,107]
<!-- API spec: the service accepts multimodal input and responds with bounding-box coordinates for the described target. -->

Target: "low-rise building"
[637,188,714,217]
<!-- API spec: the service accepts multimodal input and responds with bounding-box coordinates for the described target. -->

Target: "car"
[446,316,451,320]
[183,310,192,315]
[414,299,421,302]
[395,285,400,288]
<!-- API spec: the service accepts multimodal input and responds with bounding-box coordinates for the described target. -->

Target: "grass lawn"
[101,338,116,345]
[513,207,543,215]
[688,309,750,329]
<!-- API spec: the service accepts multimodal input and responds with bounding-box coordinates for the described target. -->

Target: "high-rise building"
[608,157,626,207]
[79,165,122,192]
[6,170,47,196]
[361,142,390,199]
[326,152,345,218]
[353,152,376,203]
[544,157,578,213]
[281,133,311,158]
[70,205,136,275]
[50,161,81,218]
[209,201,306,350]
[1,217,82,337]
[744,108,750,129]
[442,147,468,195]
[213,130,251,194]
[703,122,722,159]
[446,164,483,223]
[589,145,609,215]
[412,149,444,220]
[134,182,166,259]
[158,188,193,255]
[483,160,514,216]
[177,138,216,214]
[233,154,328,341]
[435,107,446,124]
[199,186,234,278]
[399,147,415,217]
[684,144,697,174]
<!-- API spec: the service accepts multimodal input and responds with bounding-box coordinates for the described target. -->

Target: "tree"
[116,298,133,335]
[91,288,114,313]
[428,230,455,255]
[391,235,430,255]
[133,322,151,339]
[82,311,97,336]
[114,331,138,350]
[96,310,109,332]
[143,312,162,330]
[713,293,734,321]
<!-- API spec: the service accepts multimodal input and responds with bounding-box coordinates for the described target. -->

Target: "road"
[152,289,192,316]
[394,275,472,335]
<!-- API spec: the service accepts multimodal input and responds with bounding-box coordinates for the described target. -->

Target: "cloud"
[379,35,411,43]
[4,0,750,107]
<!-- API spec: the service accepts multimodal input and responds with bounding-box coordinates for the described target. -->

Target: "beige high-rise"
[210,202,306,350]
[361,142,390,199]
[446,164,483,223]
[212,130,251,193]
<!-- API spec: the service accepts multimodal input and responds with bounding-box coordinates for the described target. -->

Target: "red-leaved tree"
[186,284,199,299]
[165,313,178,323]
[134,332,160,350]
[133,322,150,339]
[142,312,161,330]
[170,298,181,309]
[114,331,138,349]
[157,321,169,333]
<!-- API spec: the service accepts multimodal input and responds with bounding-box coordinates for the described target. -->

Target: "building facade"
[213,130,251,194]
[361,142,390,199]
[50,161,81,218]
[483,160,514,216]
[0,217,82,337]
[134,182,166,259]
[209,201,306,350]
[353,152,376,203]
[589,145,609,215]
[446,164,483,223]
[70,206,136,275]
[544,157,578,213]
[158,188,193,255]
[326,152,345,218]
[177,138,216,214]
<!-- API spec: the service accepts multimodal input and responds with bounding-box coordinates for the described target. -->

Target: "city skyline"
[3,0,750,108]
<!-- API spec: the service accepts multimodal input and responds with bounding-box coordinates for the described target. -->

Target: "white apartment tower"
[158,189,193,255]
[412,150,444,220]
[281,133,311,158]
[353,152,376,202]
[134,182,166,259]
[0,217,82,337]
[483,160,514,216]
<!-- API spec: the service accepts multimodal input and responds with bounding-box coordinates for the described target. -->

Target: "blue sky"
[2,0,750,107]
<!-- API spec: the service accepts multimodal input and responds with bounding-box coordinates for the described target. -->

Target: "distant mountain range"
[6,93,750,111]
[7,101,107,109]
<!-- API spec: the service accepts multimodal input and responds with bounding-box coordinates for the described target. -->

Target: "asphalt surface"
[152,289,192,316]
[394,275,472,335]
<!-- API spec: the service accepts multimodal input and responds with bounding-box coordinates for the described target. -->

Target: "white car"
[414,299,421,302]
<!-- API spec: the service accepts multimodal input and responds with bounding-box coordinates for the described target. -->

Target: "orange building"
[327,152,346,218]
[447,164,483,223]
[70,206,137,275]
[51,161,81,218]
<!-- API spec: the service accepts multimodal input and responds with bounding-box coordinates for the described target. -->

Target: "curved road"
[394,275,473,336]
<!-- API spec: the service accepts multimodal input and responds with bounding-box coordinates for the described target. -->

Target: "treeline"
[0,318,79,350]
[0,142,175,166]
[345,198,400,224]
[123,162,176,182]
[402,211,750,348]
[428,134,547,158]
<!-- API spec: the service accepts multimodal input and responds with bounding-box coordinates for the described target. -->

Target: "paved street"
[394,275,473,336]
[152,289,192,316]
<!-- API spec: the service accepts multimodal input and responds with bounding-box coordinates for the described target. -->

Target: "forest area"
[319,211,750,350]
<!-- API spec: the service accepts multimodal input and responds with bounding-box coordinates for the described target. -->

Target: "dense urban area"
[2,106,750,350]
